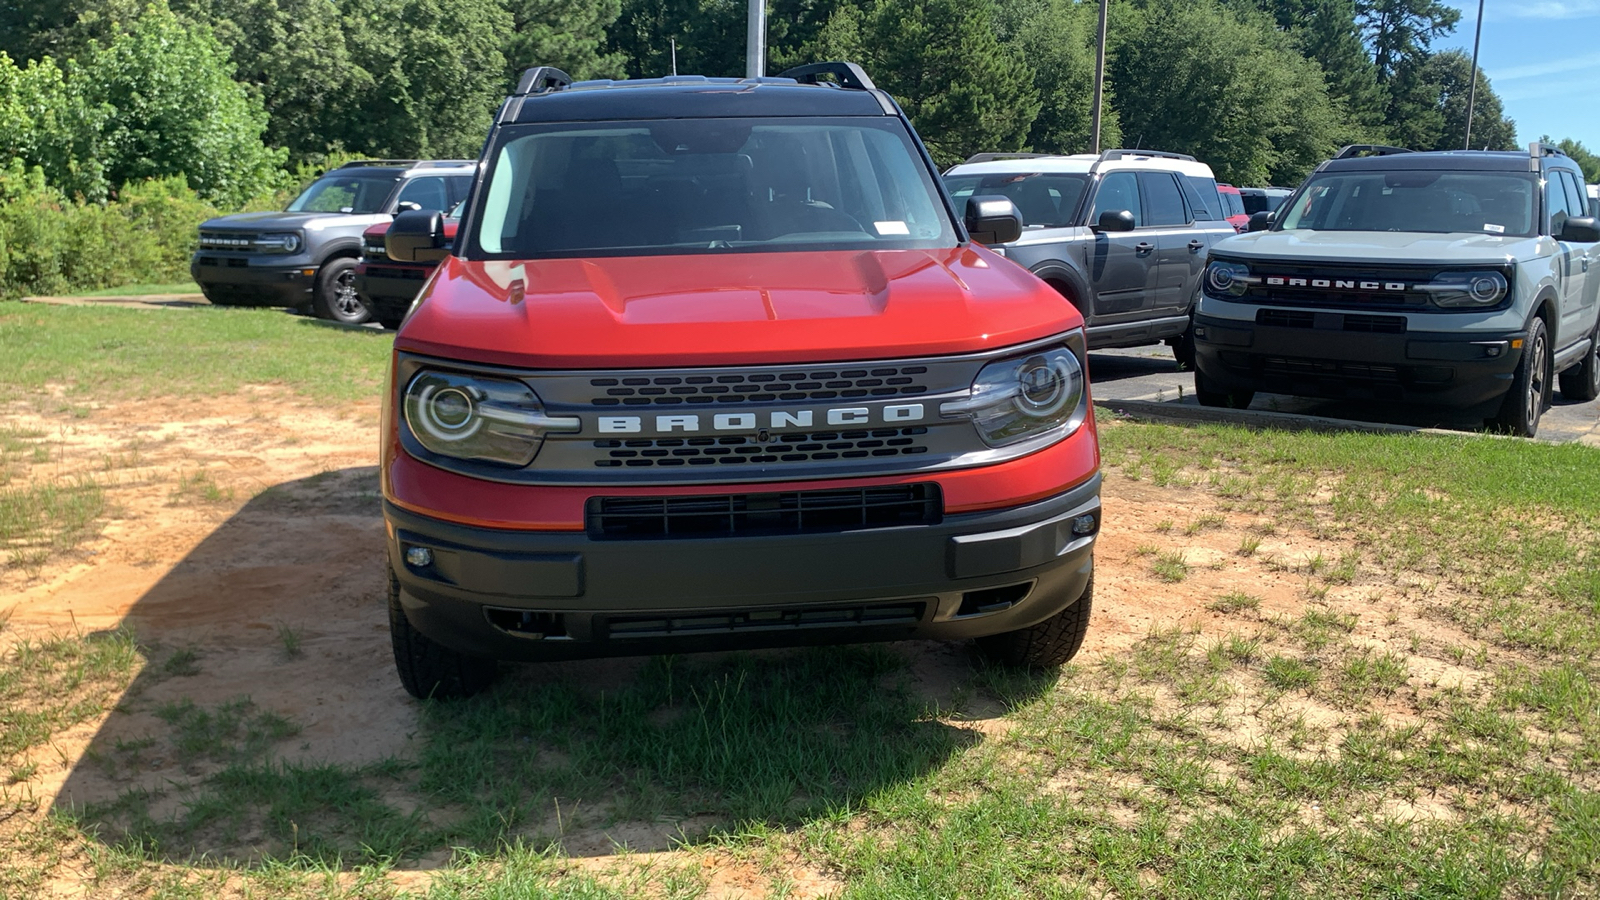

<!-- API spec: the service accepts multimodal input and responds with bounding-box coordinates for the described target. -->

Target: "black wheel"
[1490,317,1550,437]
[313,258,370,324]
[388,567,496,700]
[975,572,1094,668]
[1557,320,1600,403]
[1173,325,1196,371]
[1194,368,1254,409]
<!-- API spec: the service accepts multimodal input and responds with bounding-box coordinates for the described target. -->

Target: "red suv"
[380,63,1103,698]
[1216,183,1249,232]
[355,205,461,329]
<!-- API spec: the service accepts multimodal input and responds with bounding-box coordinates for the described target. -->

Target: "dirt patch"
[0,395,1527,895]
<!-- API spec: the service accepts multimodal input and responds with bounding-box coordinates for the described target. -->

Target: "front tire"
[1557,320,1600,403]
[975,572,1094,668]
[1490,317,1550,437]
[313,258,370,325]
[1194,368,1254,409]
[388,567,496,700]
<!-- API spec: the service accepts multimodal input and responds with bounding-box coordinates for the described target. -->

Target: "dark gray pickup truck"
[192,160,473,324]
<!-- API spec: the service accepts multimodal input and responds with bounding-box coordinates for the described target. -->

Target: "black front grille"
[1256,309,1406,334]
[590,367,929,406]
[1239,263,1442,310]
[592,427,930,468]
[587,483,942,539]
[606,601,927,637]
[198,232,259,251]
[1261,357,1402,382]
[362,239,389,260]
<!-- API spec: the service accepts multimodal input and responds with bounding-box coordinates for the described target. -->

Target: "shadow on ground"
[53,467,1049,867]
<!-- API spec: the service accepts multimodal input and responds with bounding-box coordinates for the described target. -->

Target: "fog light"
[1071,514,1098,535]
[404,546,433,568]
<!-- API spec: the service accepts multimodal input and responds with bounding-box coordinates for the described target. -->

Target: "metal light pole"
[746,0,766,79]
[1090,0,1108,153]
[1464,0,1485,149]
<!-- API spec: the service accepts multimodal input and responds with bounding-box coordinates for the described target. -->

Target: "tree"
[334,0,513,159]
[807,0,1038,166]
[1354,0,1458,83]
[1109,0,1346,185]
[1382,49,1514,151]
[503,0,627,80]
[63,4,286,205]
[992,0,1117,154]
[1550,138,1600,184]
[1271,0,1387,130]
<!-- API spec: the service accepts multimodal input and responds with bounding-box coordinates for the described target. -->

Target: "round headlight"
[1205,260,1252,297]
[282,233,302,253]
[1016,354,1075,417]
[1469,276,1502,303]
[402,370,580,466]
[414,384,481,439]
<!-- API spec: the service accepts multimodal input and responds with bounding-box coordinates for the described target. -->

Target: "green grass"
[1,476,106,570]
[73,282,202,298]
[0,304,392,403]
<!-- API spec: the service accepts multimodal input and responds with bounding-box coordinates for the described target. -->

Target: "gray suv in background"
[944,149,1239,367]
[192,160,474,324]
[1194,143,1600,437]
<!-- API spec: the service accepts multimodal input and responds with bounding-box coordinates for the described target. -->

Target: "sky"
[1435,1,1600,150]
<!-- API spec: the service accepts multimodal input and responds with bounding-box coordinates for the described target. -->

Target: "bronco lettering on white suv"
[1193,143,1600,437]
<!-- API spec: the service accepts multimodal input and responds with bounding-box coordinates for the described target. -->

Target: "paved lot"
[1089,345,1600,446]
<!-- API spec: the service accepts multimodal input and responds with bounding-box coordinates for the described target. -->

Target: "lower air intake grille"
[606,601,927,638]
[587,483,942,539]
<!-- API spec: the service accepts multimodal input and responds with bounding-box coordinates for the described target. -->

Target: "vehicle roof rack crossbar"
[777,62,876,91]
[515,66,574,96]
[1099,148,1196,163]
[1529,141,1569,158]
[337,159,421,168]
[1333,144,1413,159]
[963,152,1052,165]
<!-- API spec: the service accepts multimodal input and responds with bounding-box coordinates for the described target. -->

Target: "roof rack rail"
[336,159,421,168]
[1529,141,1569,158]
[515,66,573,96]
[963,152,1053,165]
[1333,144,1412,159]
[1098,148,1196,163]
[777,62,875,91]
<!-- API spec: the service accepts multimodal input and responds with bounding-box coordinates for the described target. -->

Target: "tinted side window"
[447,175,473,207]
[1180,175,1221,220]
[1559,171,1586,223]
[396,176,451,212]
[1091,172,1142,227]
[1547,173,1573,234]
[1139,172,1188,226]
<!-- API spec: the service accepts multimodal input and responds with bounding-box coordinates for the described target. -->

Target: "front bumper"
[385,474,1100,662]
[191,253,317,307]
[1193,311,1526,409]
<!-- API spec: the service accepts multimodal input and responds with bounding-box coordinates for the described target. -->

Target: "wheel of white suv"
[976,572,1094,668]
[1557,320,1600,403]
[1194,369,1254,409]
[1490,317,1549,437]
[388,567,497,700]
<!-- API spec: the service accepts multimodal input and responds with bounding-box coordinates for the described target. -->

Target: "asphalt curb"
[1091,397,1480,439]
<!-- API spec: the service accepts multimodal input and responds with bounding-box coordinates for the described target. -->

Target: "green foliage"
[1550,137,1600,185]
[812,0,1039,167]
[1109,0,1349,185]
[0,160,222,297]
[993,0,1116,154]
[503,0,625,79]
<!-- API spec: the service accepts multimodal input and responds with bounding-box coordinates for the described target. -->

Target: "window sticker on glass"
[874,220,911,235]
[1484,223,1505,234]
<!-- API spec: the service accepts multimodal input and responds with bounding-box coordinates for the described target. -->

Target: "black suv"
[192,160,473,324]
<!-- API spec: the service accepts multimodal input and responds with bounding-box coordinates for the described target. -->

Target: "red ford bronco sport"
[379,62,1102,699]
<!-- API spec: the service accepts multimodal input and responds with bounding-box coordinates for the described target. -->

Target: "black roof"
[501,75,893,124]
[1320,150,1581,175]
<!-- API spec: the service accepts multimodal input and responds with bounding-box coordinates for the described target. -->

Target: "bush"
[0,160,230,298]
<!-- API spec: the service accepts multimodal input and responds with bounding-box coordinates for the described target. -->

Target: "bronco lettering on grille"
[598,404,926,435]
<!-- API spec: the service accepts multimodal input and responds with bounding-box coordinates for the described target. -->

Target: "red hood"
[394,247,1081,368]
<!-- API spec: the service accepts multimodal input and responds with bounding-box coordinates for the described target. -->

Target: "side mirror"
[1559,216,1600,243]
[1247,210,1275,233]
[965,195,1023,245]
[1092,209,1136,233]
[387,209,449,262]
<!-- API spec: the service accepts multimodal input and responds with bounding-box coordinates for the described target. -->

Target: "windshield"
[1277,171,1538,236]
[470,118,955,258]
[943,172,1088,228]
[287,172,402,214]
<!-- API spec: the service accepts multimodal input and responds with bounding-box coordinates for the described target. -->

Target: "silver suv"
[943,149,1239,366]
[1193,144,1600,437]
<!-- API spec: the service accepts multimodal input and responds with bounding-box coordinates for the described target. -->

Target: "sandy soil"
[0,392,1494,897]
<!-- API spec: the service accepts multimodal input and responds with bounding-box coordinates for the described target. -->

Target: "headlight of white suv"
[403,371,579,466]
[1418,270,1509,308]
[1203,260,1256,298]
[940,345,1086,447]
